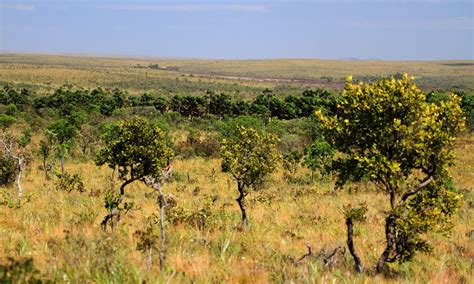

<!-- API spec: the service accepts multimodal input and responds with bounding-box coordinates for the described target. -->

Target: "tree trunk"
[101,178,136,228]
[60,155,65,174]
[346,217,363,272]
[158,190,166,271]
[42,156,48,180]
[81,143,87,157]
[376,214,395,273]
[16,157,23,199]
[236,181,247,227]
[142,175,168,271]
[147,246,153,271]
[117,178,137,203]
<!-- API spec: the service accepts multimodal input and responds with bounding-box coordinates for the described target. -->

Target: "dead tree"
[141,164,173,271]
[0,135,26,198]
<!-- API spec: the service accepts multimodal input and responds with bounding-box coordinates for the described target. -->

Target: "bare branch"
[322,246,346,267]
[288,243,313,265]
[288,243,346,268]
[399,176,434,206]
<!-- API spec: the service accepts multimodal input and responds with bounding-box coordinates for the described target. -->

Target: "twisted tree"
[316,74,465,273]
[96,116,174,228]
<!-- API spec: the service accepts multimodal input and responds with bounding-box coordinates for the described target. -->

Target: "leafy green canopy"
[303,139,334,176]
[221,126,280,189]
[317,74,465,188]
[317,74,465,264]
[96,116,174,181]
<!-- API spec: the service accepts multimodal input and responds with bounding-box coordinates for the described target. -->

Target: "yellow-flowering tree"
[221,126,280,227]
[96,116,174,228]
[316,74,465,273]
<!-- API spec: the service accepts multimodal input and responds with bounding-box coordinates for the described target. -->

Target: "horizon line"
[1,51,473,62]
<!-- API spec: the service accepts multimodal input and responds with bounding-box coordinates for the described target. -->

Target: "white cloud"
[352,16,473,30]
[97,3,268,13]
[0,3,35,11]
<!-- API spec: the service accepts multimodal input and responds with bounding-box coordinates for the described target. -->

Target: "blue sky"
[0,0,473,60]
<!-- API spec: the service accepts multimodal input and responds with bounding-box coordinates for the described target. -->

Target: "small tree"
[78,124,99,157]
[220,126,280,227]
[0,128,31,198]
[283,150,303,175]
[38,138,52,179]
[95,116,174,228]
[303,139,335,180]
[97,117,174,271]
[47,114,83,173]
[316,74,465,273]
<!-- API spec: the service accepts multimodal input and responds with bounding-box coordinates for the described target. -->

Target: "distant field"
[0,54,472,96]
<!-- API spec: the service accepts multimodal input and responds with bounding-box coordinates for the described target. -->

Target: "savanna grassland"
[1,54,473,96]
[0,54,473,283]
[0,136,472,283]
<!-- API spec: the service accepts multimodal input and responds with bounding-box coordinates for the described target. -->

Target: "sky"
[0,0,473,60]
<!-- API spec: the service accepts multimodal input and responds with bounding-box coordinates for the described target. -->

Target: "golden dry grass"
[1,54,473,96]
[0,52,472,283]
[0,134,472,283]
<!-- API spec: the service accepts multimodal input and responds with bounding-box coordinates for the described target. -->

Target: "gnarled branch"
[399,176,434,206]
[288,243,313,265]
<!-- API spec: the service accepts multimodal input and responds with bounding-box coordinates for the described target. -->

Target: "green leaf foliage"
[0,156,17,186]
[303,139,335,176]
[95,116,174,181]
[343,203,368,223]
[220,125,280,189]
[317,74,465,265]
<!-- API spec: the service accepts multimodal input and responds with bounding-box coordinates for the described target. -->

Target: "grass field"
[1,54,473,96]
[0,134,472,283]
[0,53,473,283]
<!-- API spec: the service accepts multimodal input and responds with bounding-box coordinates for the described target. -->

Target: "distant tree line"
[6,85,340,120]
[1,84,473,131]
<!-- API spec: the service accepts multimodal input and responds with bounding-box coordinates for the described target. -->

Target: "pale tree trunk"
[147,246,153,271]
[157,186,166,271]
[142,166,172,271]
[16,157,23,198]
[0,138,25,199]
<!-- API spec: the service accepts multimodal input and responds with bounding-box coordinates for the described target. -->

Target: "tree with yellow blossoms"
[316,74,465,273]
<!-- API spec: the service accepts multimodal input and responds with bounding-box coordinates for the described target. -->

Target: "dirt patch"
[186,73,345,88]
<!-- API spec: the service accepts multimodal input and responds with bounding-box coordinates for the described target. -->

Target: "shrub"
[0,257,46,283]
[221,125,280,226]
[55,172,85,193]
[0,156,17,186]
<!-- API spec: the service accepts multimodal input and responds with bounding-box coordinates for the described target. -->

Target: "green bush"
[55,172,85,193]
[0,257,46,283]
[0,156,17,186]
